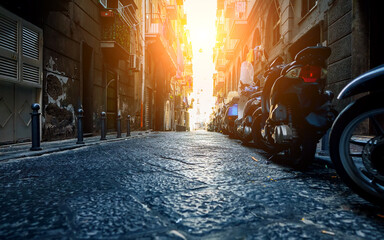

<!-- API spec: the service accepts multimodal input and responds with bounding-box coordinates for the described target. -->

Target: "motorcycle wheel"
[252,115,264,147]
[252,115,277,152]
[329,95,384,206]
[240,134,252,144]
[240,122,253,144]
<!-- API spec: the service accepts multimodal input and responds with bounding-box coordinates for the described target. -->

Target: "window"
[271,6,280,46]
[301,0,317,17]
[0,6,42,87]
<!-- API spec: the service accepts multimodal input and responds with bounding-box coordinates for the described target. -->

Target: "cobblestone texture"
[0,131,383,239]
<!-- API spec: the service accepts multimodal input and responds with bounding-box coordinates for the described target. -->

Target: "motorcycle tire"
[251,115,264,147]
[240,122,253,144]
[240,134,252,144]
[287,138,317,170]
[329,95,384,206]
[251,115,276,152]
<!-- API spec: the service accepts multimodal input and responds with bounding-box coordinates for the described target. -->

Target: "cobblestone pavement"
[1,131,384,239]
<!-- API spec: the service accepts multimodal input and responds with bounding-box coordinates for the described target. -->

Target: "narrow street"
[1,131,383,239]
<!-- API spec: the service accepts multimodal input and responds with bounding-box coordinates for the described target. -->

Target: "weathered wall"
[117,60,137,131]
[42,0,103,140]
[326,0,353,111]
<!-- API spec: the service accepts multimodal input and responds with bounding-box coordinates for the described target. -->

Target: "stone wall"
[42,0,103,140]
[326,0,353,111]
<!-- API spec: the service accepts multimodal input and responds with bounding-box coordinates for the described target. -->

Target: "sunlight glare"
[184,0,217,130]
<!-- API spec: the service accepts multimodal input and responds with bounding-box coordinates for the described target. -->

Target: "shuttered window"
[0,6,43,87]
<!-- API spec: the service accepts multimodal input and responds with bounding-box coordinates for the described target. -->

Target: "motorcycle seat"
[264,56,284,77]
[295,45,331,66]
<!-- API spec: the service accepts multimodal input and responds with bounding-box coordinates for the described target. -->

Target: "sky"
[184,0,217,124]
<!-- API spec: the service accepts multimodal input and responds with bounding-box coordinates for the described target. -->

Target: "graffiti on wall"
[43,57,76,139]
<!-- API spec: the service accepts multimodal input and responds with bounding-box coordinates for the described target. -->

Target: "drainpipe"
[140,0,146,129]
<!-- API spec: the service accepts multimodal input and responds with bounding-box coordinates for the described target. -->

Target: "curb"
[0,132,151,163]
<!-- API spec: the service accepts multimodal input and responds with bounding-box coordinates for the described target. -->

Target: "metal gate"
[0,82,38,143]
[0,7,42,144]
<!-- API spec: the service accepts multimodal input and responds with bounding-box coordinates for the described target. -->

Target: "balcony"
[117,0,139,27]
[184,63,193,74]
[215,50,226,72]
[224,2,234,18]
[166,5,177,20]
[216,23,225,42]
[145,13,177,71]
[180,13,187,25]
[101,14,131,59]
[217,0,224,10]
[213,72,224,97]
[224,49,234,60]
[229,19,248,39]
[229,1,248,39]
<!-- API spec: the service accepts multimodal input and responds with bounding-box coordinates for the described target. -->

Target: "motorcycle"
[235,84,261,143]
[223,95,239,138]
[253,45,337,168]
[329,64,384,206]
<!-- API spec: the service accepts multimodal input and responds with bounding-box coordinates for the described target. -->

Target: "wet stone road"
[1,131,384,239]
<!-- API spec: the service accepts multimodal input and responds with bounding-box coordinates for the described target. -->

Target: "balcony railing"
[145,13,177,70]
[214,49,226,71]
[101,14,131,53]
[117,0,139,27]
[145,13,175,42]
[229,0,248,39]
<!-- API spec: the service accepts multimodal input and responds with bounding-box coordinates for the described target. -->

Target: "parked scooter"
[234,60,262,143]
[235,84,261,143]
[329,64,384,206]
[223,95,239,138]
[253,45,337,168]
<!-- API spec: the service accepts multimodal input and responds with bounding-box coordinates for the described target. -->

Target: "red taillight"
[300,66,321,83]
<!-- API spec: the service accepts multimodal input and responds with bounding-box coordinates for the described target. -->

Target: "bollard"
[76,108,84,144]
[100,112,107,140]
[126,115,131,137]
[117,112,122,138]
[30,103,42,151]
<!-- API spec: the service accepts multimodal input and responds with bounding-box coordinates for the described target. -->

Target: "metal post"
[76,108,84,144]
[117,112,122,138]
[127,115,131,137]
[30,103,42,151]
[100,112,107,140]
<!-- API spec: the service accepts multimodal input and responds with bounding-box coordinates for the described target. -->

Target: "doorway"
[0,82,38,143]
[81,43,94,134]
[106,70,117,131]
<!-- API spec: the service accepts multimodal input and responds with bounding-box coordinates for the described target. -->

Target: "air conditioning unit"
[129,54,137,70]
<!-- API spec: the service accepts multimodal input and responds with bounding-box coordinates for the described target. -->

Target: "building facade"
[213,0,384,111]
[0,0,193,144]
[145,0,193,131]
